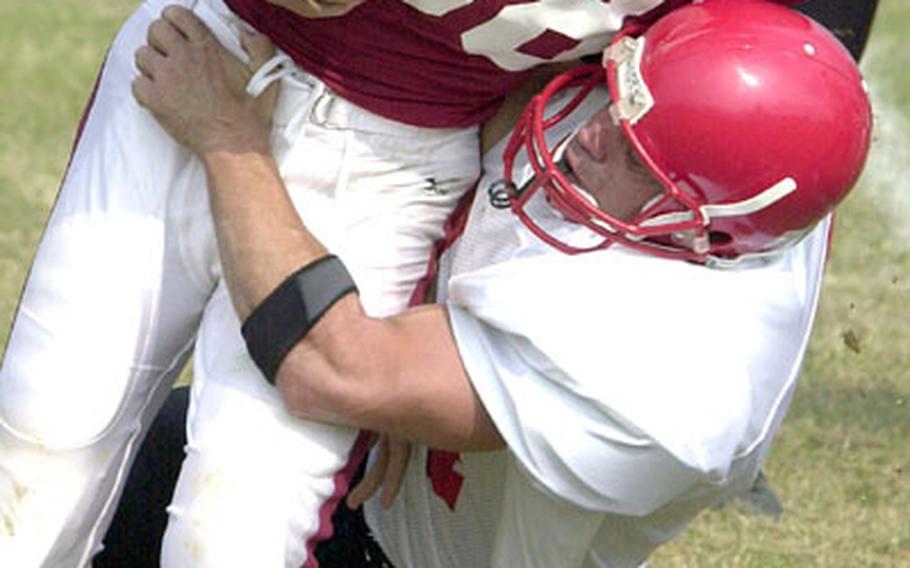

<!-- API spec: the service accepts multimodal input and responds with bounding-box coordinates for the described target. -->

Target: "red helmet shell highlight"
[504,0,873,262]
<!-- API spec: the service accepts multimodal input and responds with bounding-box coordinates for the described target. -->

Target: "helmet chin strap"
[640,178,798,231]
[635,177,799,259]
[700,178,798,219]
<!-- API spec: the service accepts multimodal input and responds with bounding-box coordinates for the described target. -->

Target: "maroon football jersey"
[225,0,678,127]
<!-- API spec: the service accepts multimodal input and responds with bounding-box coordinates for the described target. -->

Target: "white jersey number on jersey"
[402,0,665,71]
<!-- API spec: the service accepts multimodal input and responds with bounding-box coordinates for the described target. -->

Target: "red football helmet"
[501,0,873,263]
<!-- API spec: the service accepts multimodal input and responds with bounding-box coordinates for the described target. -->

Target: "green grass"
[1,1,908,566]
[0,1,138,346]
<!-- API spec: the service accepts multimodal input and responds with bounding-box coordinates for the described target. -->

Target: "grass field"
[1,1,907,566]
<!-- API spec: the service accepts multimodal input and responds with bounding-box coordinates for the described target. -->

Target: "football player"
[132,1,872,566]
[0,0,718,565]
[96,1,882,564]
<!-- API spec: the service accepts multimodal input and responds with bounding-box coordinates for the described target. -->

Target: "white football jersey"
[366,88,829,567]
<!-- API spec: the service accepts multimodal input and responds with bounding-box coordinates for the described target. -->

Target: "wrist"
[197,126,271,158]
[199,145,276,193]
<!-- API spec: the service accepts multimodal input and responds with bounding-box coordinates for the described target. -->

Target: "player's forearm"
[200,148,328,320]
[198,148,502,451]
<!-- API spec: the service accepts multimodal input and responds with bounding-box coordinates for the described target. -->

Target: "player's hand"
[266,0,367,18]
[347,434,411,510]
[132,5,278,155]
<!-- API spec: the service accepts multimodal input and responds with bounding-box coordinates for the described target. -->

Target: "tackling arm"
[200,120,503,454]
[133,5,503,452]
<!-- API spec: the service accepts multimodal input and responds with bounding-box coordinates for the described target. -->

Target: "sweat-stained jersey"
[364,88,830,567]
[224,0,677,127]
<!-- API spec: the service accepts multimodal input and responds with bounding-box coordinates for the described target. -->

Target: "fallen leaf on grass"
[842,329,861,354]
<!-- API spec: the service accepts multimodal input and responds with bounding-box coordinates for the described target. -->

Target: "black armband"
[241,255,358,384]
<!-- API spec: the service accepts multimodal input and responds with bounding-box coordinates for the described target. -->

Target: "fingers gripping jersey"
[225,0,672,126]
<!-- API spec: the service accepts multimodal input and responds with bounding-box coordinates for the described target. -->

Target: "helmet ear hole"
[708,231,733,247]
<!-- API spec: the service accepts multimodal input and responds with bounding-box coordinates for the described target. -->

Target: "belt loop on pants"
[307,87,334,128]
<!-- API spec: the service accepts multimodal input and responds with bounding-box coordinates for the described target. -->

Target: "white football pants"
[0,0,479,566]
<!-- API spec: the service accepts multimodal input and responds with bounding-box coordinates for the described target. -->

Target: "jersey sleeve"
[447,303,703,515]
[442,216,829,514]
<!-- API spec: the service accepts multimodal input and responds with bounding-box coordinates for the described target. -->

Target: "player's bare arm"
[197,134,502,452]
[133,6,503,453]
